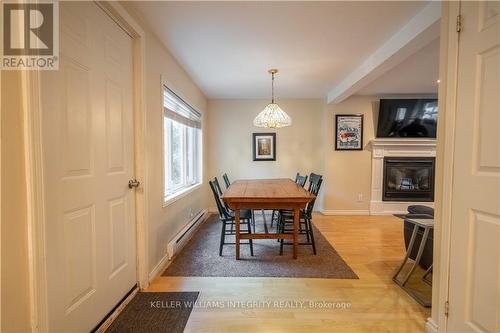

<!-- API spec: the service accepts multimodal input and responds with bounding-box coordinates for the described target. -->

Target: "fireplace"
[383,157,435,202]
[369,138,436,214]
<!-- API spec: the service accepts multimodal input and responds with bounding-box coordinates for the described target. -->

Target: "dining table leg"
[235,209,240,260]
[293,207,299,259]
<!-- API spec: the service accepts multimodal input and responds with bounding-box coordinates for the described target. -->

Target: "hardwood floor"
[148,214,432,332]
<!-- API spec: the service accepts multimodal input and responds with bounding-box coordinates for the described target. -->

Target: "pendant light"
[253,69,292,128]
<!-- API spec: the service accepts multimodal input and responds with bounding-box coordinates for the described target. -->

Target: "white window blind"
[163,87,201,128]
[163,86,202,201]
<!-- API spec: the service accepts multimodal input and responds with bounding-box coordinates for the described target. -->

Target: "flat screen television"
[376,99,438,138]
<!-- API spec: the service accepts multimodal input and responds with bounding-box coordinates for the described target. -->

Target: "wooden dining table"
[221,178,315,259]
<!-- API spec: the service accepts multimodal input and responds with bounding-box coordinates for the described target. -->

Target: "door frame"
[21,2,149,331]
[429,1,461,332]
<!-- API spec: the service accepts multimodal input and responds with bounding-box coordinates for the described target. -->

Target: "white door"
[447,1,500,332]
[40,2,136,331]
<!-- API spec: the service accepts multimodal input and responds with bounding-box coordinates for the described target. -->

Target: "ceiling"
[130,1,437,99]
[357,37,440,96]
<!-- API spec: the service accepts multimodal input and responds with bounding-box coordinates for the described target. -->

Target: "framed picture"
[335,114,364,150]
[253,133,276,161]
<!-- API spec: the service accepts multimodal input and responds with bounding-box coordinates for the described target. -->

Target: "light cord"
[271,72,275,103]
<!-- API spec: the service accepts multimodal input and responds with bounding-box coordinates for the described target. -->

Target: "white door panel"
[41,2,136,331]
[447,1,500,332]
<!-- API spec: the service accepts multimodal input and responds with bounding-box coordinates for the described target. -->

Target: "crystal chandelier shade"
[253,103,292,128]
[253,69,292,128]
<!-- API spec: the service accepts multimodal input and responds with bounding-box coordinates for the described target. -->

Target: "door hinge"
[444,301,450,317]
[456,14,462,32]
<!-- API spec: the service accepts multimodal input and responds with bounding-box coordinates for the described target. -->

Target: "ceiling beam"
[326,2,441,104]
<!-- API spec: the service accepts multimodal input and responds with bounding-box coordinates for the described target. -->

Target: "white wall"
[207,99,324,186]
[123,5,210,278]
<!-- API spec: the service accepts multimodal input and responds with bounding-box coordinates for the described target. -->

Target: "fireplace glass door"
[383,157,435,201]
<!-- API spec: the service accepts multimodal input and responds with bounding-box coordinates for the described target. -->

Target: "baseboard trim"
[425,317,438,333]
[321,209,370,216]
[148,251,170,283]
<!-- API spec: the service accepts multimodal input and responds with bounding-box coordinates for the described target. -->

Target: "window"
[163,86,202,202]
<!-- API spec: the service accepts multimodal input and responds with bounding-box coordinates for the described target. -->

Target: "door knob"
[128,179,140,189]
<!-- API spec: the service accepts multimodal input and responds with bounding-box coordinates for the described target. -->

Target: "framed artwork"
[335,114,364,150]
[253,133,276,161]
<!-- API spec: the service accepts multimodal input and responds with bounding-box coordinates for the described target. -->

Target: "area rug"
[106,292,199,333]
[162,214,358,279]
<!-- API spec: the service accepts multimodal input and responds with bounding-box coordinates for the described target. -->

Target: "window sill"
[163,183,202,207]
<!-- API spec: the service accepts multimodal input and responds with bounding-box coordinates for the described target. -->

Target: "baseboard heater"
[167,209,208,260]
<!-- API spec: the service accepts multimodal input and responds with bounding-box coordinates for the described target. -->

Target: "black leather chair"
[402,205,434,269]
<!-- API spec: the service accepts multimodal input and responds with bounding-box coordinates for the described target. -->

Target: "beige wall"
[207,99,324,189]
[207,97,380,214]
[322,95,378,213]
[1,71,32,332]
[0,3,438,331]
[0,6,211,331]
[123,5,210,278]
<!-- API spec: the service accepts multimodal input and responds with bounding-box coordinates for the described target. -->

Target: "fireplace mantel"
[368,138,436,215]
[369,138,437,149]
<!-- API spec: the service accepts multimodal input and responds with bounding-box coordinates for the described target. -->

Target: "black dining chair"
[307,173,322,192]
[209,180,254,256]
[277,173,323,255]
[295,172,308,187]
[213,177,224,196]
[270,173,308,228]
[222,173,231,189]
[214,177,233,214]
[223,173,257,231]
